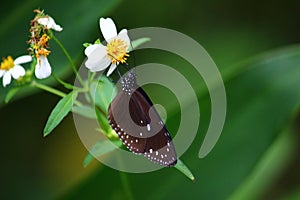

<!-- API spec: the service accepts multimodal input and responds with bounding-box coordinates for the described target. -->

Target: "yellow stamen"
[38,34,50,47]
[36,48,50,58]
[0,56,14,71]
[106,38,129,64]
[33,44,39,50]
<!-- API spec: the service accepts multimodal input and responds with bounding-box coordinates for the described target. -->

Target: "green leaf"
[94,105,110,134]
[83,42,91,48]
[5,87,20,103]
[89,76,117,135]
[228,129,297,200]
[72,105,96,119]
[82,38,101,48]
[128,37,151,51]
[83,139,123,167]
[43,91,78,137]
[94,38,101,44]
[89,76,116,112]
[174,159,195,181]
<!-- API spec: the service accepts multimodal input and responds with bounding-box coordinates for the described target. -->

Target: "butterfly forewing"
[107,71,177,167]
[108,91,146,154]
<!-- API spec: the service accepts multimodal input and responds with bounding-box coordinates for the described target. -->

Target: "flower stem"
[32,81,66,97]
[51,35,85,87]
[31,81,82,106]
[51,73,74,90]
[119,172,134,200]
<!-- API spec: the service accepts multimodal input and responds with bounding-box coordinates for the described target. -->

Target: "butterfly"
[108,70,177,167]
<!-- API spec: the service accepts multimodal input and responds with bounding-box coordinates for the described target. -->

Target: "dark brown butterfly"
[108,70,177,167]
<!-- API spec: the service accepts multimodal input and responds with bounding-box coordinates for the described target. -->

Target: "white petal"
[35,56,52,79]
[10,65,25,79]
[3,72,11,87]
[118,29,131,49]
[85,44,100,56]
[106,63,117,76]
[37,17,63,31]
[85,45,111,72]
[14,55,32,65]
[37,17,53,29]
[52,24,63,32]
[47,17,63,31]
[37,17,49,26]
[100,17,117,42]
[89,57,111,72]
[0,70,5,78]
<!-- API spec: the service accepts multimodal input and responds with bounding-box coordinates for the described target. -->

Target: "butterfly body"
[108,71,177,167]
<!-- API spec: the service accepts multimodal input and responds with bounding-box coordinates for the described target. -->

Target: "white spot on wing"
[147,124,151,131]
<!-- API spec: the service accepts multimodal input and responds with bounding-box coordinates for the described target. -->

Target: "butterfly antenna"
[129,40,137,71]
[116,68,122,79]
[108,75,117,83]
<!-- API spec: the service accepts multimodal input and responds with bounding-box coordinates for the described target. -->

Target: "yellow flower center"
[106,38,129,64]
[36,48,50,58]
[0,56,14,71]
[38,34,50,47]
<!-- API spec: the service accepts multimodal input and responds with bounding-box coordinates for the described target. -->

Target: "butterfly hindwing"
[131,87,177,166]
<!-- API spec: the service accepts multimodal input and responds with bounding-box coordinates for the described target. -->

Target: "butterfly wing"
[108,88,147,154]
[108,86,177,167]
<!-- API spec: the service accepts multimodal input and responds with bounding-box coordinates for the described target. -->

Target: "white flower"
[37,16,63,32]
[85,17,130,76]
[35,55,52,79]
[0,55,31,87]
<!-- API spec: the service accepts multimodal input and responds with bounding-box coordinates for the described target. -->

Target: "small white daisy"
[0,55,32,87]
[85,17,130,76]
[34,49,52,79]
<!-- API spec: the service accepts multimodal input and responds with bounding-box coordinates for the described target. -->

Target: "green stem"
[51,35,85,87]
[31,81,82,106]
[86,72,95,106]
[119,172,134,200]
[86,72,106,116]
[51,73,74,90]
[32,81,66,98]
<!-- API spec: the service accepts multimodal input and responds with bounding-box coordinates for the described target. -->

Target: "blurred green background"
[1,0,300,199]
